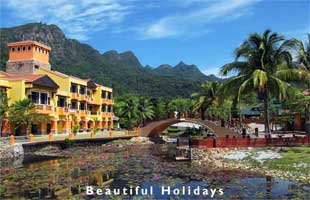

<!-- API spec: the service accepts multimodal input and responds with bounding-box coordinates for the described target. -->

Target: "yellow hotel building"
[0,41,115,136]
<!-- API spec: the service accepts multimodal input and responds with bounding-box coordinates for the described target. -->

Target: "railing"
[35,104,53,113]
[90,111,98,115]
[101,98,114,104]
[192,136,309,148]
[4,128,141,145]
[79,94,86,101]
[71,92,79,99]
[79,110,86,116]
[57,107,69,115]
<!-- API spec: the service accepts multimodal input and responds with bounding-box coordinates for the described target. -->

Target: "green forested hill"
[0,23,220,98]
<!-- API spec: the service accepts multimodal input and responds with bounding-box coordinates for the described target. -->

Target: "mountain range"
[0,23,220,98]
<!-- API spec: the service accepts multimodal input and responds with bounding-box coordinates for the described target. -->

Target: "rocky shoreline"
[192,147,310,184]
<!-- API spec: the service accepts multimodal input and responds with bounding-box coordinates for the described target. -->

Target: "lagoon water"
[0,143,309,199]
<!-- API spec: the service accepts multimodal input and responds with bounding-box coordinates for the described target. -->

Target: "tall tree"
[137,97,155,126]
[283,34,310,133]
[220,29,297,134]
[114,94,139,129]
[0,90,9,136]
[167,98,192,118]
[192,81,220,120]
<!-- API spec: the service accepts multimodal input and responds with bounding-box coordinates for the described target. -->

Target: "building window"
[22,46,26,51]
[28,46,32,51]
[11,48,15,52]
[101,91,107,99]
[17,47,20,51]
[34,65,39,69]
[71,101,78,109]
[70,84,78,93]
[30,91,49,105]
[80,102,85,110]
[57,96,67,107]
[108,92,112,99]
[79,86,85,95]
[108,105,112,113]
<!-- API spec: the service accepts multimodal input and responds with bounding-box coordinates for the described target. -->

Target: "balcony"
[79,110,86,117]
[57,107,69,115]
[79,94,86,101]
[68,108,78,114]
[71,93,79,99]
[101,112,113,118]
[101,112,107,118]
[35,104,53,114]
[86,96,95,104]
[101,98,114,105]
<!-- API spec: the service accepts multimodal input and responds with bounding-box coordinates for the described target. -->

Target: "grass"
[263,147,310,172]
[231,146,310,183]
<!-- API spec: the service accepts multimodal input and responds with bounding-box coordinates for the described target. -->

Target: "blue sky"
[1,0,309,76]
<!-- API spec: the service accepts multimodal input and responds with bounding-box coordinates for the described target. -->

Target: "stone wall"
[6,59,51,74]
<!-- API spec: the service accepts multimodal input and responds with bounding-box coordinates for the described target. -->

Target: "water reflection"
[0,144,309,199]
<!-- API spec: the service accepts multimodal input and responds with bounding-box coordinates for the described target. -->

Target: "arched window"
[28,46,32,50]
[22,46,26,51]
[12,47,15,52]
[17,47,20,51]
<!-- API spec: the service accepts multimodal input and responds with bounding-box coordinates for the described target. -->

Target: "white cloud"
[4,0,135,40]
[202,66,220,76]
[3,0,261,41]
[140,0,261,39]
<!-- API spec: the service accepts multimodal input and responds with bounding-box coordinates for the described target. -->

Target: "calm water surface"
[0,144,309,199]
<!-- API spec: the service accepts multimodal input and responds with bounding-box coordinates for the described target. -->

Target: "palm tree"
[192,81,220,120]
[220,29,297,134]
[8,99,50,135]
[167,98,192,118]
[137,97,155,126]
[0,91,9,136]
[284,34,310,133]
[114,95,140,129]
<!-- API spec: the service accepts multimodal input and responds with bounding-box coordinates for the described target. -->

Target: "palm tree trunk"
[306,83,310,136]
[200,108,206,120]
[263,89,271,135]
[0,118,2,136]
[305,100,310,134]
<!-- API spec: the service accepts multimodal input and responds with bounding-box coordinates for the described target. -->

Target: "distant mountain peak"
[0,22,222,99]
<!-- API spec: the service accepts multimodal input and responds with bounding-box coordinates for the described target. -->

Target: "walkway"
[140,118,238,138]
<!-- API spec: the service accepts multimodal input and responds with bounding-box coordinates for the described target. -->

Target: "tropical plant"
[137,97,155,126]
[7,99,50,135]
[220,29,297,134]
[206,99,233,121]
[92,127,99,135]
[114,94,140,128]
[0,90,8,136]
[192,81,220,120]
[150,98,167,120]
[167,98,192,118]
[283,34,310,133]
[72,125,79,135]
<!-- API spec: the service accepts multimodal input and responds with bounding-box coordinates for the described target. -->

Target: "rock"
[0,144,24,159]
[129,137,154,144]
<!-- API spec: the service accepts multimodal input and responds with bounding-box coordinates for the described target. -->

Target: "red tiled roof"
[1,73,43,82]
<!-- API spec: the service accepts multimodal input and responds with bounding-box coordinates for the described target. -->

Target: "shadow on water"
[0,144,309,199]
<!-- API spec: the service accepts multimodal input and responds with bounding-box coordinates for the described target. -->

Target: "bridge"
[140,118,238,138]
